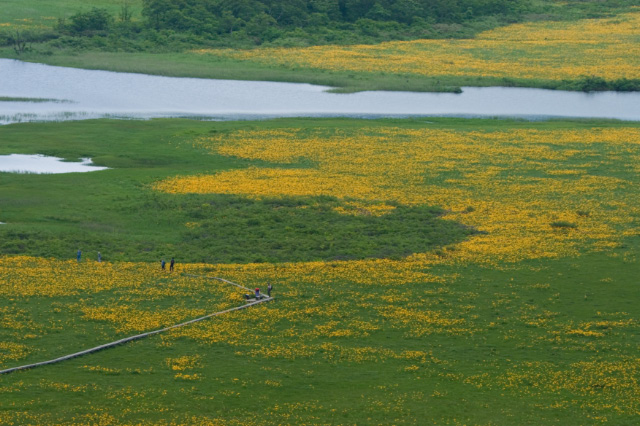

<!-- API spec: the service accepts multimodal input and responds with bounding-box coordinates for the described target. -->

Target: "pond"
[1,59,640,124]
[0,154,109,173]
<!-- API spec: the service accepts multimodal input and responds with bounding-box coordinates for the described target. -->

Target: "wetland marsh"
[0,117,639,425]
[1,4,639,425]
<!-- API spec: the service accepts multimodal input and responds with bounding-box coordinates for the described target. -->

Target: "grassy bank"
[0,96,68,102]
[0,49,539,93]
[1,117,639,424]
[5,46,639,94]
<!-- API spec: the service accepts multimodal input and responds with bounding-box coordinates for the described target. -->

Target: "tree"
[246,12,279,38]
[309,0,342,20]
[142,0,174,30]
[263,0,309,26]
[10,30,30,55]
[339,0,376,22]
[365,2,391,21]
[69,8,113,35]
[388,0,423,24]
[120,1,134,23]
[219,10,240,34]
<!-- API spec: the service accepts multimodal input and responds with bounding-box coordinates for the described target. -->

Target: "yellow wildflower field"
[1,119,639,424]
[194,12,640,81]
[152,124,639,421]
[156,126,640,265]
[0,256,244,363]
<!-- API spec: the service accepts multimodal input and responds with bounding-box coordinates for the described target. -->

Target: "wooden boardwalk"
[0,276,273,375]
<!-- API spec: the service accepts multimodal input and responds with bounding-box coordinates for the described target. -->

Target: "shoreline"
[2,50,638,95]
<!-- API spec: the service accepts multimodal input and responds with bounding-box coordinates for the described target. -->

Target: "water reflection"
[0,154,109,174]
[1,59,639,124]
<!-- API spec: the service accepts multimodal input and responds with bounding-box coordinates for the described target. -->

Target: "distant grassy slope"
[0,0,139,27]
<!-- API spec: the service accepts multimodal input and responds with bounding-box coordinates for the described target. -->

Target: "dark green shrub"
[68,8,113,36]
[550,221,578,229]
[578,76,609,92]
[611,78,640,92]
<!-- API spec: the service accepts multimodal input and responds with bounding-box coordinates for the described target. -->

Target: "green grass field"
[0,119,474,262]
[1,117,639,425]
[0,0,138,27]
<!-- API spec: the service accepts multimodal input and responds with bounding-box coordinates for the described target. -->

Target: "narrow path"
[0,276,273,375]
[183,274,254,292]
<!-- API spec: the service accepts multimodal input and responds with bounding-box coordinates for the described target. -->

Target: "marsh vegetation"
[1,116,639,424]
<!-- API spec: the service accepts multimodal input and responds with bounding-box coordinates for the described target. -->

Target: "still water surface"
[1,59,639,123]
[0,154,109,173]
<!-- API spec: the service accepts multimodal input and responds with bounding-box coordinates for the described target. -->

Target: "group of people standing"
[76,249,174,272]
[161,258,175,272]
[76,249,273,297]
[246,283,273,300]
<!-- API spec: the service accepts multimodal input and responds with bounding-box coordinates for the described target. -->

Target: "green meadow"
[0,119,474,263]
[0,0,133,26]
[0,117,639,425]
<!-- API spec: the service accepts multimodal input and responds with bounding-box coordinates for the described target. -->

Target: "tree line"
[141,0,525,36]
[2,0,638,52]
[32,0,529,50]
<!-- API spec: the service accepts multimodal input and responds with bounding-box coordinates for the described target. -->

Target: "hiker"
[77,249,81,262]
[97,252,102,263]
[170,258,175,272]
[267,283,273,297]
[255,288,260,299]
[161,259,166,271]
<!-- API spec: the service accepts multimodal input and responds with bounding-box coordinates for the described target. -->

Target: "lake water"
[0,154,109,173]
[1,59,639,123]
